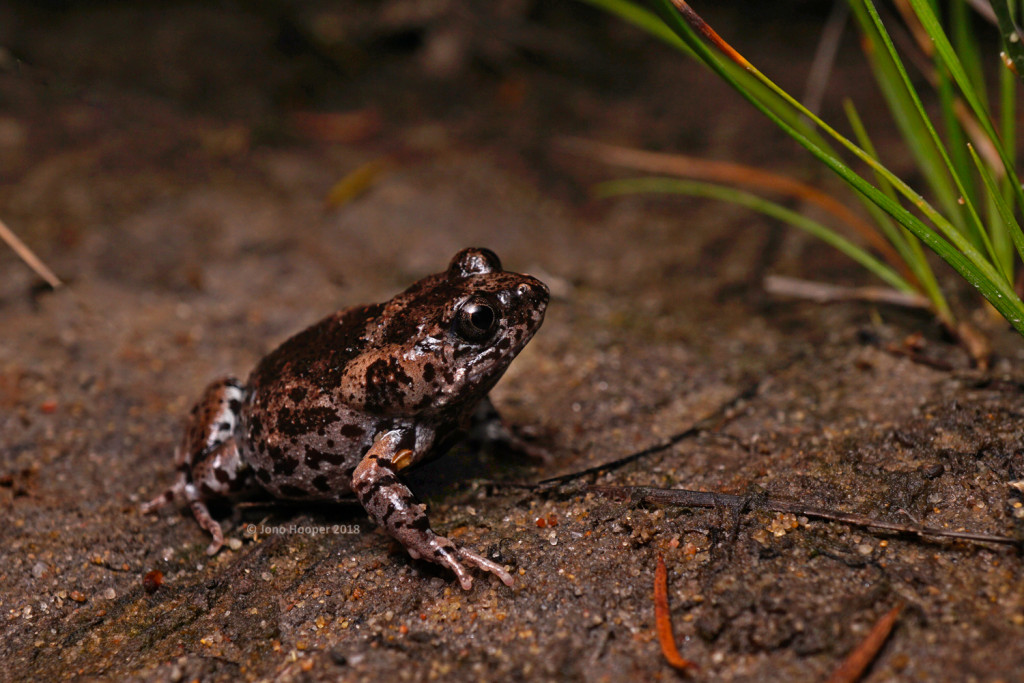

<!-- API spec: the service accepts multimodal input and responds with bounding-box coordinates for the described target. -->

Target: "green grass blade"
[952,0,989,108]
[847,1,965,230]
[1002,50,1017,160]
[969,142,1024,267]
[936,67,979,217]
[986,188,1013,278]
[950,0,1006,273]
[999,5,1018,273]
[844,100,949,314]
[651,2,959,258]
[578,0,695,56]
[842,100,899,204]
[588,0,1024,331]
[858,0,1003,277]
[595,177,918,293]
[910,0,1024,224]
[843,101,919,261]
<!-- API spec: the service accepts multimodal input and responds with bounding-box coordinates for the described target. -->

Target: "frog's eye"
[454,296,499,343]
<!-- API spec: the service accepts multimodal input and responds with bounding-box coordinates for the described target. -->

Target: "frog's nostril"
[517,281,550,303]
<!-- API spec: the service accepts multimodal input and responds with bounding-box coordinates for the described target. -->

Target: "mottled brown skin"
[143,248,549,589]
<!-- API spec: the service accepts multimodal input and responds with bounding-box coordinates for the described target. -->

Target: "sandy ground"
[2,2,1024,681]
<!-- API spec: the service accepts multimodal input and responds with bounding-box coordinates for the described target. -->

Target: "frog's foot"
[353,430,514,590]
[141,476,226,555]
[190,498,225,555]
[406,533,514,591]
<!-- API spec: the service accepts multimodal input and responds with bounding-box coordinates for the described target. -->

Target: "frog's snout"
[517,279,550,310]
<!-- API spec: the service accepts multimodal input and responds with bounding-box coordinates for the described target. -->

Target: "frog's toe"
[458,547,515,587]
[425,544,474,590]
[189,500,225,555]
[454,569,474,591]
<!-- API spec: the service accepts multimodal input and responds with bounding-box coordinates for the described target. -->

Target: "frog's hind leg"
[187,436,254,554]
[141,377,249,555]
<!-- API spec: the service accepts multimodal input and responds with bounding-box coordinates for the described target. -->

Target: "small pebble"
[143,570,163,593]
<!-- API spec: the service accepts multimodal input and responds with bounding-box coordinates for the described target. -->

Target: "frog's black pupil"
[470,306,494,331]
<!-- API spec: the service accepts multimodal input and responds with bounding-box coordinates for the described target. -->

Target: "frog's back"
[248,303,385,399]
[240,303,385,499]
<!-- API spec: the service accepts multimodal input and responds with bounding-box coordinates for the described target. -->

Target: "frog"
[141,248,549,590]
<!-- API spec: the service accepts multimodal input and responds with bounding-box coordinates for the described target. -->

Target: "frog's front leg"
[352,430,514,590]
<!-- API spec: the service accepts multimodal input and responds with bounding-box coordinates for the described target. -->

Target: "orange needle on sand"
[826,603,903,683]
[654,554,699,673]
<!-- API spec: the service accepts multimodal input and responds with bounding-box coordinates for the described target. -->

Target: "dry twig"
[538,376,766,487]
[589,485,1021,548]
[0,218,62,289]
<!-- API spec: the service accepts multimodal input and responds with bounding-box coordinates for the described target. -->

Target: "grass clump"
[579,0,1024,346]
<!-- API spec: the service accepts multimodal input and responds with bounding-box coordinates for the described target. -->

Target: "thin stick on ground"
[764,274,932,309]
[654,555,699,673]
[538,377,765,487]
[826,603,903,683]
[0,218,62,289]
[588,485,1021,548]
